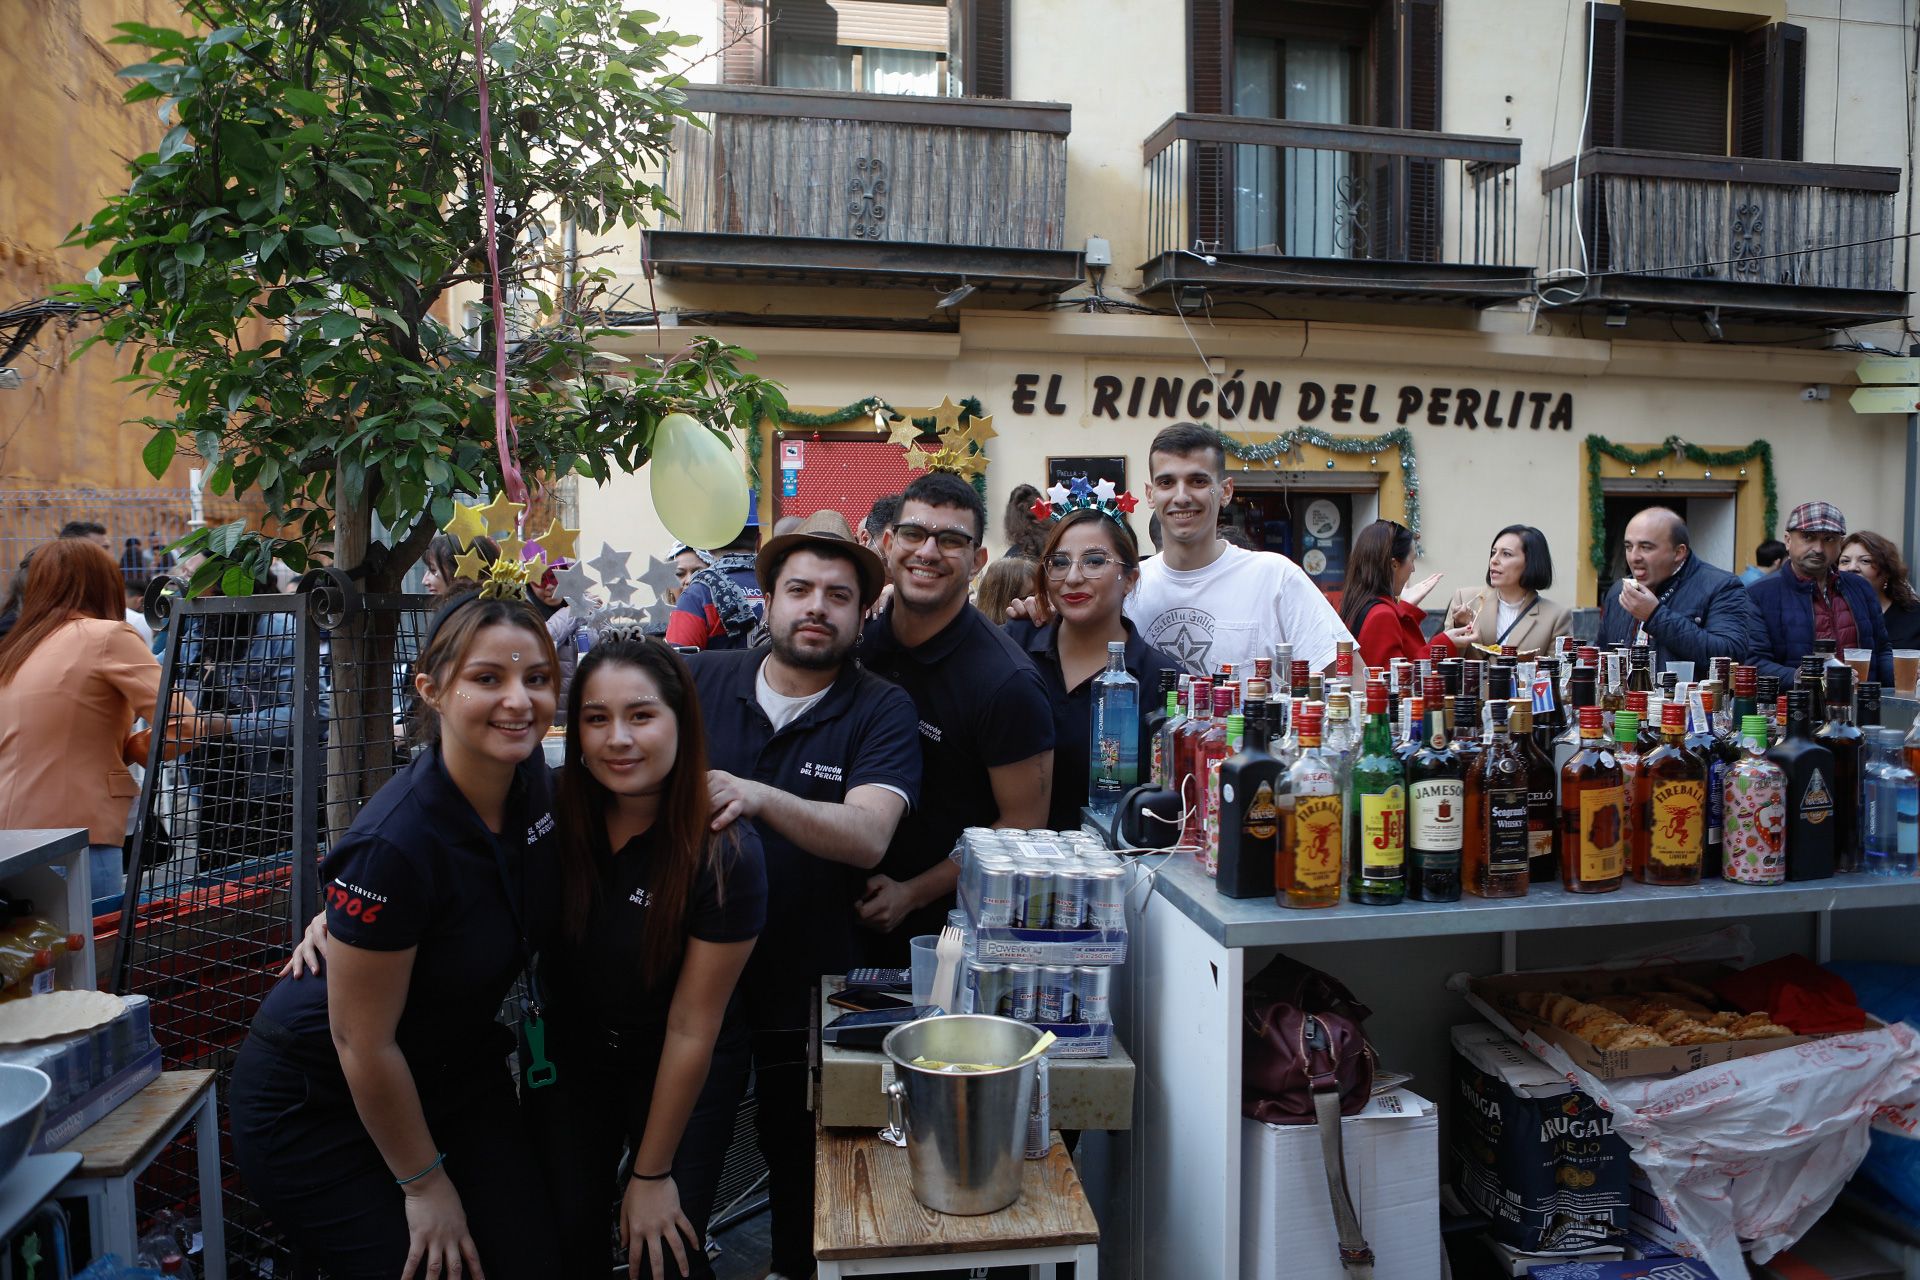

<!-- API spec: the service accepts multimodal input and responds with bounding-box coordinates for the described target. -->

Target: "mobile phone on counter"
[828,988,911,1013]
[847,967,911,988]
[822,1005,940,1048]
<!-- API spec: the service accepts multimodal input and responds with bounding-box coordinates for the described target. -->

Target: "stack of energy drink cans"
[955,828,1127,1055]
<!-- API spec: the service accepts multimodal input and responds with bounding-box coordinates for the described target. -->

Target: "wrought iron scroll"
[848,156,888,239]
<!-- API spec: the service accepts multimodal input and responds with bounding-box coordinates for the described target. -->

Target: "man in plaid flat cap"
[1746,499,1894,685]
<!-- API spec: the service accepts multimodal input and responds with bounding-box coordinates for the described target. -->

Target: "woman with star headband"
[231,585,564,1280]
[1004,501,1184,830]
[533,625,766,1280]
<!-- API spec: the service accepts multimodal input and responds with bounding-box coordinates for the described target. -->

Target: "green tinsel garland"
[1212,426,1424,550]
[756,395,991,500]
[1584,435,1778,573]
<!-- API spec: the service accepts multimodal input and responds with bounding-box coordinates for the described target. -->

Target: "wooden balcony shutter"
[1733,22,1807,160]
[1188,0,1233,251]
[962,0,1012,97]
[1586,4,1626,148]
[722,0,769,84]
[1402,0,1442,262]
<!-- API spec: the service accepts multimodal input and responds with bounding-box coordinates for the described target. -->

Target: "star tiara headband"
[443,492,580,602]
[1030,475,1138,527]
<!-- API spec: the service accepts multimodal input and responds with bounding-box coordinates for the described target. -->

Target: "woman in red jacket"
[1339,521,1445,669]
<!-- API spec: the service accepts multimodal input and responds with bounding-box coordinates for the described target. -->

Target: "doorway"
[1225,475,1382,606]
[1597,482,1738,605]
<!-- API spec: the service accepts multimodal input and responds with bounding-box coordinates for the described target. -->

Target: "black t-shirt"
[1003,617,1186,831]
[540,822,767,1049]
[253,744,561,1078]
[691,650,921,1015]
[857,604,1054,943]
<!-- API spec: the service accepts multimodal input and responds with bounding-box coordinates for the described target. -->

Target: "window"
[723,0,1010,97]
[1587,6,1805,160]
[1622,26,1731,155]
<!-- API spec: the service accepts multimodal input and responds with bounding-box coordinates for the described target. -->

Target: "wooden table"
[56,1070,225,1280]
[814,1125,1099,1278]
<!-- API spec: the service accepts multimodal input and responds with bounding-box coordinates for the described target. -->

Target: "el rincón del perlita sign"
[1009,370,1577,432]
[1851,356,1920,415]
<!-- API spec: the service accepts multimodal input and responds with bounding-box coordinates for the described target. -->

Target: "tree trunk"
[322,481,401,843]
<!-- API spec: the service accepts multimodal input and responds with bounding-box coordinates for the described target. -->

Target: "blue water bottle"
[1089,641,1138,819]
[1864,727,1919,876]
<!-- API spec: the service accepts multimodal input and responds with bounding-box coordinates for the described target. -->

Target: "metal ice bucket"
[881,1015,1042,1215]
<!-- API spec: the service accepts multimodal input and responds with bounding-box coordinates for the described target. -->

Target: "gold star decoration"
[964,413,995,442]
[929,396,966,435]
[946,424,993,457]
[925,446,984,478]
[475,491,525,538]
[446,500,489,548]
[532,517,579,563]
[497,530,527,562]
[885,416,925,450]
[903,443,931,471]
[453,547,490,581]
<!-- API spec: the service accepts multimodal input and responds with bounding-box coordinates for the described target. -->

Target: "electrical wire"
[1537,0,1601,307]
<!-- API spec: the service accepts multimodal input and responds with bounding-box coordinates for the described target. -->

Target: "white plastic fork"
[930,923,964,1014]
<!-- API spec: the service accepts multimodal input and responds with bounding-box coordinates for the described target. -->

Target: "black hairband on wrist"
[629,1166,673,1182]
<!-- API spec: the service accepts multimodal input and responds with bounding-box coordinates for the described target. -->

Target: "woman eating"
[231,592,561,1279]
[1839,530,1920,648]
[1338,520,1446,669]
[1004,506,1182,830]
[1440,524,1573,654]
[533,632,765,1279]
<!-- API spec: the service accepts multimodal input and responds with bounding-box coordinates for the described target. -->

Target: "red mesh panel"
[777,434,924,524]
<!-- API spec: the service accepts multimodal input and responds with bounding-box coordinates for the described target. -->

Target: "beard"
[772,619,853,671]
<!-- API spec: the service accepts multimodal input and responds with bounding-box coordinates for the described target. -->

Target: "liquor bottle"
[1731,664,1759,726]
[1174,678,1213,847]
[1710,656,1733,695]
[1277,703,1341,910]
[1347,681,1406,906]
[1396,694,1426,766]
[1797,654,1827,724]
[1323,691,1358,791]
[1693,684,1737,880]
[1815,665,1865,872]
[1466,699,1530,898]
[1200,691,1236,874]
[1627,691,1660,754]
[1511,697,1559,883]
[1860,681,1883,730]
[1863,727,1919,878]
[1089,642,1140,820]
[1453,694,1484,775]
[1600,652,1626,735]
[1248,657,1273,704]
[1757,676,1782,743]
[1658,669,1679,702]
[1724,714,1787,885]
[1554,666,1598,785]
[1612,709,1643,859]
[1289,660,1310,703]
[1144,670,1180,789]
[1769,689,1836,881]
[1561,706,1626,894]
[1532,657,1565,755]
[1216,699,1282,899]
[1627,646,1655,695]
[1334,639,1355,685]
[1406,677,1465,902]
[1635,703,1705,886]
[1905,708,1920,781]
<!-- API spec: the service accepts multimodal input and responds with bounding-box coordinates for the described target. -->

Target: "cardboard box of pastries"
[1466,963,1866,1080]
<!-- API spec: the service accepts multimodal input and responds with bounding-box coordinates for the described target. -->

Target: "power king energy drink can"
[1037,965,1078,1023]
[1050,865,1090,929]
[966,961,1007,1017]
[1076,965,1112,1024]
[1004,964,1039,1020]
[1084,865,1126,929]
[1012,867,1054,929]
[975,859,1015,927]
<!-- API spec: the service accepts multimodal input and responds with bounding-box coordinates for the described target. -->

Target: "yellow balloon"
[650,412,749,550]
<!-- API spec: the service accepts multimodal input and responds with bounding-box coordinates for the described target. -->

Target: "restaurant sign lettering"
[1009,370,1575,432]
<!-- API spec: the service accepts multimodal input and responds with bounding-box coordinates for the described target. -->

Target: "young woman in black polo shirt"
[534,632,767,1280]
[1004,506,1185,830]
[230,595,562,1280]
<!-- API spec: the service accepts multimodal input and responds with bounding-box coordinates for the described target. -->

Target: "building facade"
[593,0,1916,606]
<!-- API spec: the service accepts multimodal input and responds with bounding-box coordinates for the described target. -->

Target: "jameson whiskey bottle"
[1466,700,1531,898]
[1347,680,1406,906]
[1278,703,1341,909]
[1511,698,1559,882]
[1216,699,1282,900]
[1561,706,1626,894]
[1635,702,1706,886]
[1769,689,1836,881]
[1407,677,1465,902]
[1725,714,1787,884]
[1815,665,1865,872]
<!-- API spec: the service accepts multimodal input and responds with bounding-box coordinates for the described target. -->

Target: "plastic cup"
[1846,648,1874,685]
[1664,661,1695,685]
[910,935,940,1007]
[1896,650,1920,693]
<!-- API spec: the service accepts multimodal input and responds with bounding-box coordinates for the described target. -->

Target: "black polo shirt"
[1004,617,1185,831]
[690,650,921,1018]
[857,604,1055,949]
[253,743,562,1078]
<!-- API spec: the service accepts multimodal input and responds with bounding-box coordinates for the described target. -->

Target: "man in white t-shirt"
[1127,422,1355,675]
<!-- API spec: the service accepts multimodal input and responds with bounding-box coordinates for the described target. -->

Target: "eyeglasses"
[1044,552,1117,580]
[893,522,976,554]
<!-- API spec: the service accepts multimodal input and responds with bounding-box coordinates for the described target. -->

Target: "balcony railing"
[650,84,1081,292]
[1540,149,1906,324]
[1139,114,1527,303]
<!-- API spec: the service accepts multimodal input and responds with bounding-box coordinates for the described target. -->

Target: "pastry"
[1667,1023,1733,1045]
[1733,1020,1795,1040]
[1595,1024,1669,1050]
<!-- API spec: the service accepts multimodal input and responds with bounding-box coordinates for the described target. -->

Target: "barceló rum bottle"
[1561,706,1625,893]
[1407,677,1464,902]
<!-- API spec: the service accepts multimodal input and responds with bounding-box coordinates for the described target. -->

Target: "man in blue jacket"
[1598,506,1756,670]
[1746,500,1894,686]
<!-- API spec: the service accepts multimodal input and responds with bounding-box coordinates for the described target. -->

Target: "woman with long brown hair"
[231,593,562,1280]
[536,632,766,1280]
[0,538,217,896]
[1839,530,1920,648]
[1338,520,1444,669]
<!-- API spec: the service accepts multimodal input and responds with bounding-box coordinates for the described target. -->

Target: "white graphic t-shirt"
[1126,543,1354,676]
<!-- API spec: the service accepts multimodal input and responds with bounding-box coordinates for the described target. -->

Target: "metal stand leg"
[196,1083,227,1280]
[1074,1242,1098,1278]
[100,1179,137,1265]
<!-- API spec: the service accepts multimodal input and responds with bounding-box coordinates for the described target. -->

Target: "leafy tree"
[63,0,783,597]
[60,0,784,828]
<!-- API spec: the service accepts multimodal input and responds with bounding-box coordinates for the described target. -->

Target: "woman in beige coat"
[1440,524,1574,656]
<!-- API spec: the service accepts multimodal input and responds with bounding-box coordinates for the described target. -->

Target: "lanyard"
[488,810,557,1090]
[1495,595,1537,646]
